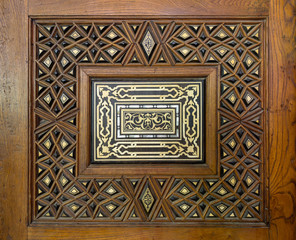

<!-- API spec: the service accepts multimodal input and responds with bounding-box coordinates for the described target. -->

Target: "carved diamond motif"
[106,186,117,195]
[59,175,68,186]
[179,203,190,212]
[43,94,52,105]
[106,203,117,212]
[106,47,118,57]
[142,30,155,56]
[106,30,118,40]
[43,57,52,68]
[217,187,228,196]
[70,47,81,56]
[141,187,154,213]
[60,93,69,105]
[179,46,191,56]
[178,29,191,40]
[217,204,227,212]
[70,31,81,39]
[179,186,191,195]
[42,175,51,186]
[61,57,69,67]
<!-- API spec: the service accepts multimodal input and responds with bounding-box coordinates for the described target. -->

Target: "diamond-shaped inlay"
[217,187,228,196]
[43,57,52,68]
[142,30,155,56]
[141,187,154,212]
[43,138,52,150]
[179,203,190,212]
[60,138,69,149]
[106,30,118,40]
[228,138,237,149]
[245,56,254,68]
[106,47,118,57]
[215,29,228,39]
[105,186,117,195]
[227,56,237,68]
[245,94,253,104]
[178,29,191,40]
[178,46,191,57]
[69,186,80,195]
[106,203,117,212]
[245,175,254,187]
[61,57,69,67]
[42,175,52,186]
[70,47,81,56]
[217,204,228,212]
[43,94,52,105]
[69,203,80,212]
[60,93,69,104]
[228,176,237,187]
[59,175,68,186]
[179,186,191,195]
[70,31,81,39]
[216,46,228,57]
[245,138,254,149]
[228,93,237,104]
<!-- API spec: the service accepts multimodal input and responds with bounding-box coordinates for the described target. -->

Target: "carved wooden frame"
[2,0,296,238]
[78,66,218,176]
[29,17,267,225]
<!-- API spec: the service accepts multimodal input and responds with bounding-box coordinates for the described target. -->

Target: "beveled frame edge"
[78,66,218,177]
[26,16,271,230]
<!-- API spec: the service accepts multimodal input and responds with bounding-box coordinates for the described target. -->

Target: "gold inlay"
[179,186,190,195]
[121,108,175,134]
[141,187,154,212]
[70,47,81,56]
[142,30,155,56]
[70,31,80,39]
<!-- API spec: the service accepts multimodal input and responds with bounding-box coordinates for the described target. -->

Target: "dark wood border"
[78,66,218,176]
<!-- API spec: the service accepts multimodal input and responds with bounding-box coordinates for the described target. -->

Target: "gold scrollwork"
[93,81,203,161]
[121,109,175,134]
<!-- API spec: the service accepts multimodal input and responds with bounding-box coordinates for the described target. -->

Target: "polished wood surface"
[28,226,269,240]
[0,0,29,239]
[268,0,296,239]
[0,0,295,239]
[28,0,269,17]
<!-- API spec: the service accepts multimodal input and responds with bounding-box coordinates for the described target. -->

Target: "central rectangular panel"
[120,108,176,135]
[91,78,205,163]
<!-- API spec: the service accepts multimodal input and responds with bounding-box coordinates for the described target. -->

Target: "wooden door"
[0,0,295,239]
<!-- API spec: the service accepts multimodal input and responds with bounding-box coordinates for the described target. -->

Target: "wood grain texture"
[0,0,28,239]
[28,0,269,16]
[0,0,295,239]
[28,226,269,240]
[268,0,296,239]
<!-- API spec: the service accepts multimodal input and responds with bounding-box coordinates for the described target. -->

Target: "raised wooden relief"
[32,19,265,223]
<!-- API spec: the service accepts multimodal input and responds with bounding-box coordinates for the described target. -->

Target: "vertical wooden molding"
[269,0,296,239]
[0,0,28,239]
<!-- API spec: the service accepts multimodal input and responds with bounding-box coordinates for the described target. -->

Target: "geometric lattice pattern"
[33,20,264,222]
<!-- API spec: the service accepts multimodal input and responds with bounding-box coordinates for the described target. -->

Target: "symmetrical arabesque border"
[92,80,203,162]
[32,19,265,223]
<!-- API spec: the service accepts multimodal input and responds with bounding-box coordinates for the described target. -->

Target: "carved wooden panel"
[32,19,265,223]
